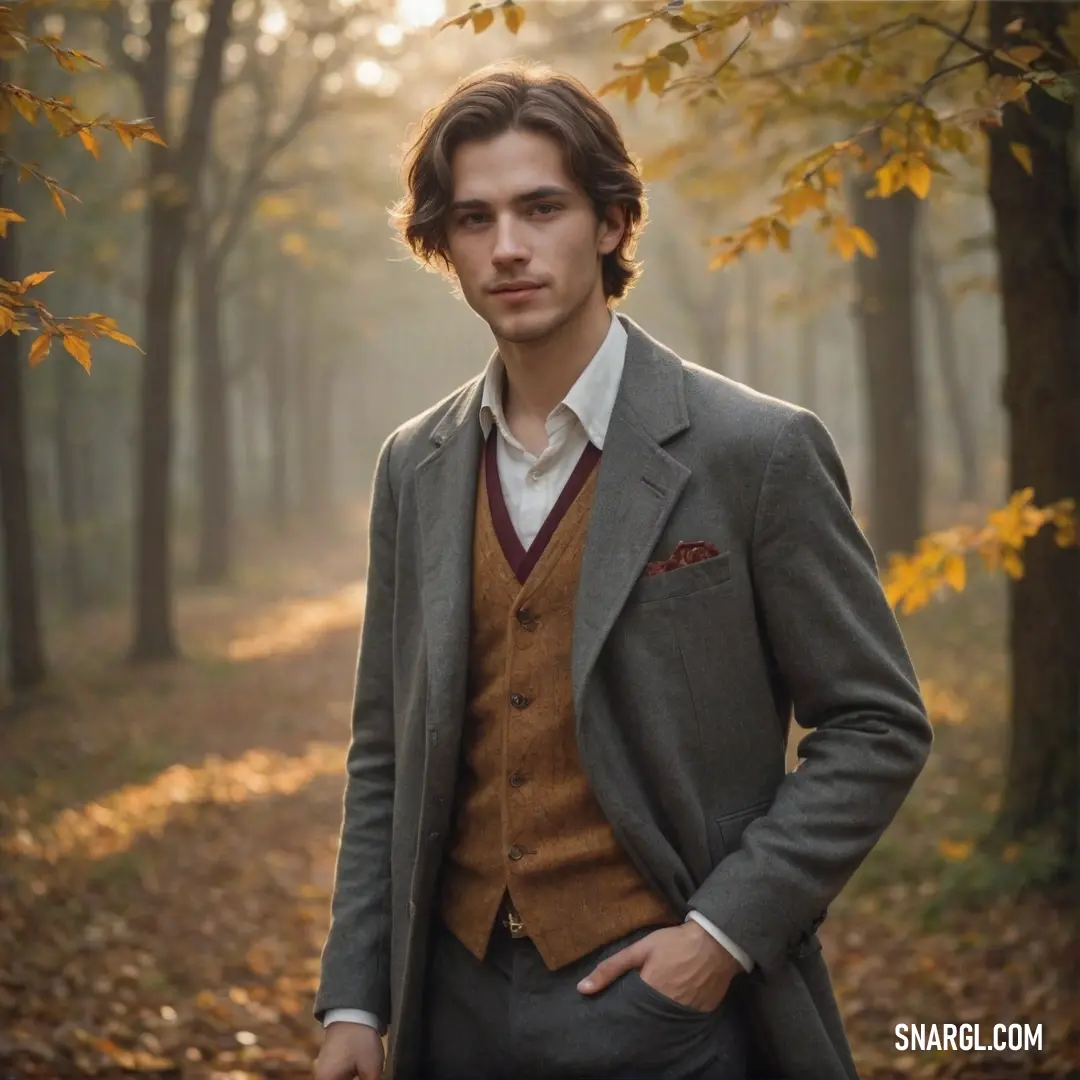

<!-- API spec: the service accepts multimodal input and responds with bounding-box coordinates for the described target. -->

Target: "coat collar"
[427,314,689,450]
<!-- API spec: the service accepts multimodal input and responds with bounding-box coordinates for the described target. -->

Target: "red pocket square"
[643,540,721,577]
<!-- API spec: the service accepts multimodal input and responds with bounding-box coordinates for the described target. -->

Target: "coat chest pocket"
[626,550,732,606]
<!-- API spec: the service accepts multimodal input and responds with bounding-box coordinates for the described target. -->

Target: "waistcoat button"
[516,607,537,629]
[508,844,523,860]
[509,771,524,788]
[509,692,530,709]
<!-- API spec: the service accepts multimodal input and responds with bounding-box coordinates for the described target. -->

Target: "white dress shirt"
[323,315,751,1032]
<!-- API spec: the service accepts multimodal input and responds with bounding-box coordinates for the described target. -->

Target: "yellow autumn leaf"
[872,156,903,198]
[938,838,973,862]
[644,57,670,95]
[775,183,826,223]
[904,158,932,199]
[28,332,52,366]
[1055,516,1077,548]
[0,207,25,238]
[707,246,742,271]
[95,319,141,350]
[1002,548,1024,579]
[943,554,966,592]
[77,126,100,158]
[62,332,92,372]
[770,219,791,252]
[500,1,524,34]
[471,7,494,33]
[1009,142,1033,175]
[833,222,875,261]
[850,225,876,257]
[9,91,38,124]
[43,102,73,135]
[899,578,932,615]
[618,16,650,48]
[111,120,138,150]
[20,269,53,289]
[138,123,167,147]
[105,328,140,350]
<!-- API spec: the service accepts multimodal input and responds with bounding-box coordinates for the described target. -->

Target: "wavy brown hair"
[389,61,647,302]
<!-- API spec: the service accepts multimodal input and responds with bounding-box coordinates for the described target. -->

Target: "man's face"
[444,128,624,344]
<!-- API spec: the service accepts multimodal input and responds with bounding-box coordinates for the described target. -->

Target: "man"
[313,62,931,1080]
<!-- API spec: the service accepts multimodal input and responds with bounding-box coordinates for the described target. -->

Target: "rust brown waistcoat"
[437,435,679,971]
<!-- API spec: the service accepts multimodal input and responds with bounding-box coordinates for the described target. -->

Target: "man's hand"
[576,921,742,1013]
[314,1021,384,1080]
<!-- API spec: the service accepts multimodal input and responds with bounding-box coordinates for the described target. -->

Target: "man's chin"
[487,308,563,344]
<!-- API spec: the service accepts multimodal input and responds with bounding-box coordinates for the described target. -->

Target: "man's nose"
[491,214,529,265]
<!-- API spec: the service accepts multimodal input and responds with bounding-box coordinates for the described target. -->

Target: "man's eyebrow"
[449,186,574,212]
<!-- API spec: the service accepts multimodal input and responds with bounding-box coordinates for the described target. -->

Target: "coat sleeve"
[687,408,932,977]
[314,431,399,1026]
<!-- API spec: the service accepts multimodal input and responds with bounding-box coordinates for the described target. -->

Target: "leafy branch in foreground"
[0,1,165,370]
[882,489,1077,615]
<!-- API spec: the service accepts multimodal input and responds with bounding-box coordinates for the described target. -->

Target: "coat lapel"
[571,315,691,721]
[414,375,485,749]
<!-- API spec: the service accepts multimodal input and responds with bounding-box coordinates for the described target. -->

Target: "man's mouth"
[492,283,543,301]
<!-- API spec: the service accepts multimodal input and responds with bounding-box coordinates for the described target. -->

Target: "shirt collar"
[479,313,627,450]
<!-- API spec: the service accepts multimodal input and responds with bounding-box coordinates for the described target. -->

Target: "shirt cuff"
[322,1008,385,1034]
[685,909,755,973]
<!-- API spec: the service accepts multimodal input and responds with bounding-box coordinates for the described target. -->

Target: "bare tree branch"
[176,0,236,192]
[206,14,355,267]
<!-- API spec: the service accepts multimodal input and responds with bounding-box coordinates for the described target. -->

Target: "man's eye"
[532,203,560,216]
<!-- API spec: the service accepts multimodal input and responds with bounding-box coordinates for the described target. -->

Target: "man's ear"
[597,203,626,256]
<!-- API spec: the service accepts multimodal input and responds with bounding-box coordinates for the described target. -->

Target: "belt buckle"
[502,905,527,938]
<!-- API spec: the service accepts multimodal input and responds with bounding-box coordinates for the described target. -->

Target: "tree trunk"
[850,171,923,559]
[292,283,316,521]
[986,1,1080,877]
[922,235,979,504]
[131,0,233,661]
[53,352,87,611]
[265,277,289,531]
[744,258,763,391]
[656,230,730,374]
[192,247,232,584]
[0,153,46,692]
[796,308,817,416]
[795,244,818,414]
[311,357,340,522]
[695,279,729,378]
[133,198,185,659]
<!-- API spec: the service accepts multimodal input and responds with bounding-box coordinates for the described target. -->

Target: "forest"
[0,1,1076,1078]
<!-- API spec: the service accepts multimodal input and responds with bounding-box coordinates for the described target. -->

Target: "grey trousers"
[419,917,751,1080]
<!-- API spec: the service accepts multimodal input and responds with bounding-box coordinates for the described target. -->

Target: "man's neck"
[497,299,613,425]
